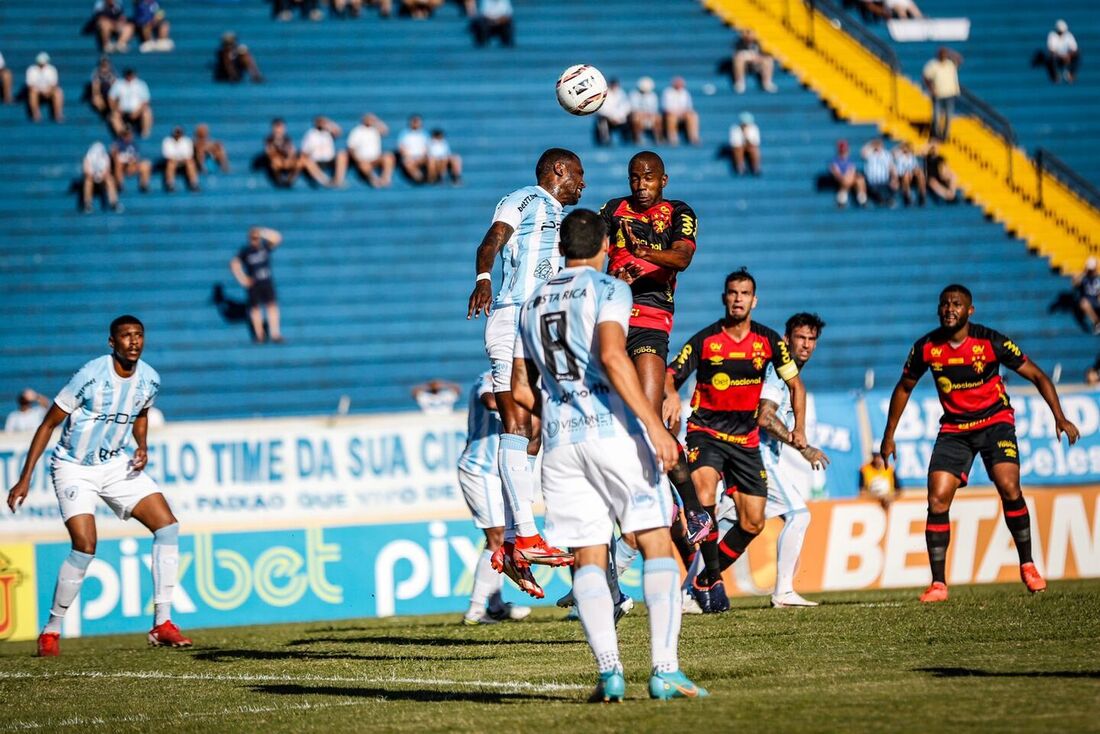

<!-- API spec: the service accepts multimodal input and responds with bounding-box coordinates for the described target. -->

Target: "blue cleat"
[690,577,730,614]
[649,669,708,700]
[588,669,626,703]
[684,509,713,545]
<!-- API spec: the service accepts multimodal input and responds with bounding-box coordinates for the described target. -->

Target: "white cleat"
[771,591,819,608]
[463,613,501,626]
[681,588,704,615]
[487,602,532,622]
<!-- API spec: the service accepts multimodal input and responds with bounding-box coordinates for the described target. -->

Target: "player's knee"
[741,515,766,535]
[71,538,97,555]
[995,482,1022,502]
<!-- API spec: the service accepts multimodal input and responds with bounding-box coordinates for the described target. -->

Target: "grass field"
[2,580,1098,733]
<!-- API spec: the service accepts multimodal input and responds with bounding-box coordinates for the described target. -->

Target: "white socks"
[43,550,94,634]
[643,557,681,673]
[152,523,180,626]
[774,511,811,598]
[467,549,503,617]
[614,536,640,577]
[573,564,621,673]
[498,434,538,537]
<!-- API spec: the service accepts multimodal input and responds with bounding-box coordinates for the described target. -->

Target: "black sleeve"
[766,326,798,382]
[988,328,1028,371]
[671,201,698,248]
[667,327,706,389]
[901,337,929,381]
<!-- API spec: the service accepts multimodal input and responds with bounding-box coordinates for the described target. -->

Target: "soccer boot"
[486,601,532,622]
[36,632,60,657]
[148,620,193,647]
[683,509,713,545]
[649,669,709,700]
[1020,562,1047,593]
[681,588,703,615]
[919,581,949,603]
[499,552,545,599]
[514,534,574,567]
[587,668,626,703]
[490,541,513,573]
[771,591,819,608]
[555,589,575,608]
[614,595,634,624]
[462,612,501,626]
[690,576,730,613]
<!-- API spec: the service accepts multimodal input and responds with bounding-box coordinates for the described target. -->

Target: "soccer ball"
[867,476,892,499]
[556,64,608,116]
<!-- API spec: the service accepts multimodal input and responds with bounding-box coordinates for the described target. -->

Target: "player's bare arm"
[253,226,283,247]
[229,256,252,288]
[621,221,694,271]
[661,372,682,431]
[880,375,919,464]
[784,373,809,449]
[757,398,829,469]
[131,408,150,471]
[599,322,678,468]
[467,221,514,319]
[1015,360,1080,444]
[6,403,69,512]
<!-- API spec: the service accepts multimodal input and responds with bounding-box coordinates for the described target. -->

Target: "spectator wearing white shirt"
[162,126,199,192]
[892,141,925,206]
[82,141,120,213]
[596,78,631,146]
[922,47,962,140]
[629,76,663,144]
[108,68,152,138]
[1044,20,1079,84]
[0,51,12,104]
[26,53,64,123]
[728,112,761,175]
[661,76,699,146]
[299,116,348,188]
[397,114,430,183]
[861,138,898,207]
[411,380,462,415]
[470,0,514,47]
[347,113,395,187]
[4,389,49,433]
[427,128,462,184]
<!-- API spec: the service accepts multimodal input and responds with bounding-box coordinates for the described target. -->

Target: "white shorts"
[717,448,808,523]
[51,456,160,522]
[541,433,672,548]
[484,303,520,393]
[457,466,506,530]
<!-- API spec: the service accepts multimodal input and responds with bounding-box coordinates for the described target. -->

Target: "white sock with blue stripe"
[44,549,94,634]
[497,434,538,537]
[644,557,681,673]
[152,523,180,626]
[467,549,500,617]
[614,536,640,576]
[574,564,621,674]
[774,510,810,598]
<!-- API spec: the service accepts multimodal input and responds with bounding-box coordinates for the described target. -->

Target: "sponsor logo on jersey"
[1002,339,1022,357]
[948,357,965,365]
[936,377,985,394]
[516,194,538,213]
[534,257,554,281]
[930,347,943,357]
[549,383,609,405]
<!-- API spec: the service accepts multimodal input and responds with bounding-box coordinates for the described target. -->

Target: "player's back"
[518,266,641,449]
[493,185,564,308]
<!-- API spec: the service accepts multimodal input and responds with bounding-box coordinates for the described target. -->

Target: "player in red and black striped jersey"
[664,268,807,611]
[881,284,1079,603]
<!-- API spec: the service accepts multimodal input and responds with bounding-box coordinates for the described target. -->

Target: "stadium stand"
[0,0,1091,420]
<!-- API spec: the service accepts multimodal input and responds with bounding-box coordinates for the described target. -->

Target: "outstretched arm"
[6,404,69,512]
[1016,361,1080,444]
[880,376,918,465]
[758,399,829,469]
[467,221,513,319]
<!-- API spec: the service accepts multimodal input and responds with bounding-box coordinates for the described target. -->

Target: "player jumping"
[880,285,1079,602]
[665,269,807,613]
[5,316,192,655]
[512,209,706,702]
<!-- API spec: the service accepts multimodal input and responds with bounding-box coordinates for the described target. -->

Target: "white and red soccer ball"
[556,64,607,116]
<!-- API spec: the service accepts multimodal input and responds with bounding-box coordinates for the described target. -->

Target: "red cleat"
[501,552,545,599]
[148,620,193,648]
[490,541,513,573]
[514,534,573,567]
[37,632,60,657]
[919,581,949,603]
[1020,562,1046,593]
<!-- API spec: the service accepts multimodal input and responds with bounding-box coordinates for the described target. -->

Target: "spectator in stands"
[661,76,700,146]
[922,47,962,140]
[861,138,897,207]
[629,76,663,144]
[828,139,867,208]
[923,141,958,202]
[274,0,323,21]
[892,141,925,206]
[299,116,349,187]
[859,453,899,509]
[402,0,443,19]
[93,0,135,53]
[1042,20,1080,84]
[347,113,395,187]
[25,53,64,123]
[134,0,174,53]
[728,111,761,175]
[264,118,299,186]
[161,126,199,192]
[89,56,118,115]
[108,68,153,138]
[0,52,12,105]
[4,389,50,433]
[231,227,285,343]
[865,0,922,19]
[215,32,264,83]
[427,129,462,184]
[732,30,777,94]
[397,114,430,182]
[81,140,121,213]
[1074,257,1100,335]
[412,380,462,415]
[193,123,229,174]
[470,0,514,47]
[111,127,152,192]
[595,78,631,146]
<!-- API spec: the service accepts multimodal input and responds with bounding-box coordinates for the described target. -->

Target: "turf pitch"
[2,579,1098,733]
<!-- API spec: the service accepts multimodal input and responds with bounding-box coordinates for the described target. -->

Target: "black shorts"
[685,431,768,498]
[248,280,276,307]
[928,422,1020,487]
[626,326,669,361]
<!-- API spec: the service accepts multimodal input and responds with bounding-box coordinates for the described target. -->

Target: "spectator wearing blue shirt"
[92,0,135,53]
[134,0,173,53]
[860,138,897,207]
[397,114,430,183]
[110,127,152,192]
[470,0,514,47]
[828,140,866,207]
[230,227,285,343]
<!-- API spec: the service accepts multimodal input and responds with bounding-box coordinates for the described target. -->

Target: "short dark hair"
[272,117,285,126]
[110,314,144,337]
[786,312,826,337]
[940,283,972,302]
[559,209,607,259]
[628,150,665,175]
[724,267,756,294]
[536,148,579,180]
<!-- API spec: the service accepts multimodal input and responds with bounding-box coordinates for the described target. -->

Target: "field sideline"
[1,580,1098,733]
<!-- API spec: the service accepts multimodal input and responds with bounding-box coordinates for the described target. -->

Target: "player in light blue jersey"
[512,209,706,703]
[6,316,191,656]
[457,371,532,623]
[466,148,586,593]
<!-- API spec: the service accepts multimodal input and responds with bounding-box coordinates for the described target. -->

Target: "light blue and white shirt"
[491,185,564,308]
[759,363,791,463]
[515,266,642,450]
[52,355,160,466]
[457,370,501,475]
